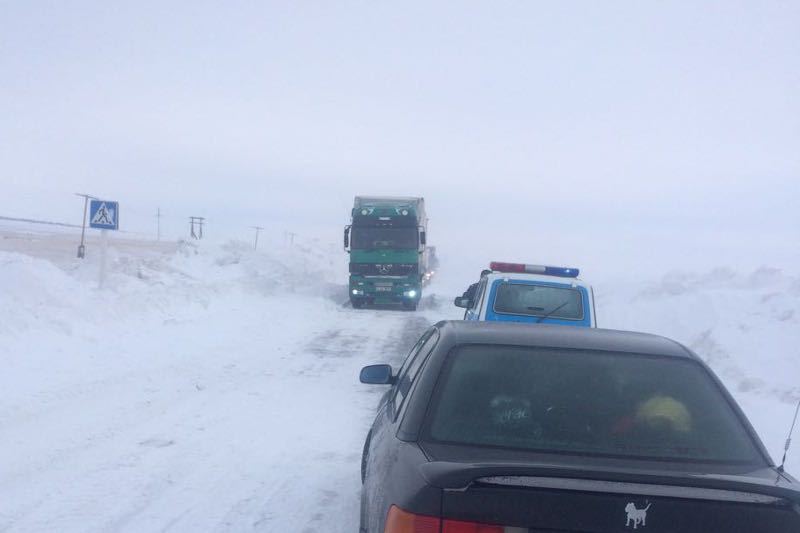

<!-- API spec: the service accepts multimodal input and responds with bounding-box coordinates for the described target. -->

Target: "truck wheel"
[351,299,364,309]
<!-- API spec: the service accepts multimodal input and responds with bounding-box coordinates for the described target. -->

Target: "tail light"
[385,506,519,533]
[442,519,504,532]
[384,506,440,533]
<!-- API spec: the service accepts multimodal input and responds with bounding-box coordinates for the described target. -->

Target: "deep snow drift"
[0,230,798,532]
[600,267,800,474]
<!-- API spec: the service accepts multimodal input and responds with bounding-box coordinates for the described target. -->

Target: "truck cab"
[455,262,597,327]
[344,196,431,310]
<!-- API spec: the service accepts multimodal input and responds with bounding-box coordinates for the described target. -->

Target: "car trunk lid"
[422,461,800,532]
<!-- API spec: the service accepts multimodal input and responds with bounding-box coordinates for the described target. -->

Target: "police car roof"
[434,320,695,360]
[485,271,592,286]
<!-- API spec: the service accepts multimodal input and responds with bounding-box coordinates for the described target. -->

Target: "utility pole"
[189,216,205,239]
[251,226,264,250]
[285,230,297,246]
[156,207,162,241]
[75,193,96,258]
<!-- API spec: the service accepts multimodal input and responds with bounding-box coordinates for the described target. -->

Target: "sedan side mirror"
[360,364,395,385]
[454,296,472,308]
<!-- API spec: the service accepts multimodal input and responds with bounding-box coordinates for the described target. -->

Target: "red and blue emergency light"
[489,261,580,278]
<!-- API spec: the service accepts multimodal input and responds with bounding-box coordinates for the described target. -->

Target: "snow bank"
[0,252,87,337]
[0,239,346,335]
[600,266,800,469]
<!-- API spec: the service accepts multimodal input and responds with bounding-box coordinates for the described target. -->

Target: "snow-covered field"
[601,269,800,472]
[1,226,798,532]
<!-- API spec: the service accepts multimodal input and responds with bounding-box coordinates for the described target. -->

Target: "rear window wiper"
[536,301,570,323]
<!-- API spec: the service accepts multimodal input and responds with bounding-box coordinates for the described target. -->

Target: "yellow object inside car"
[635,395,692,433]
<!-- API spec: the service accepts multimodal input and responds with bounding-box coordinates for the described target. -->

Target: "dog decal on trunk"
[625,502,651,529]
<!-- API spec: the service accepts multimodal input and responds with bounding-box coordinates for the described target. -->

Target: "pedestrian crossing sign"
[89,200,119,230]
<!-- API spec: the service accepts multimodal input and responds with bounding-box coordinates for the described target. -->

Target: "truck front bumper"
[349,275,421,305]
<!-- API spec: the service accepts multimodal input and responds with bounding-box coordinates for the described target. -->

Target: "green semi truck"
[344,196,435,310]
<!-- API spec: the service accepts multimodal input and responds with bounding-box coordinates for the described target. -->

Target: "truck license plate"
[375,286,392,292]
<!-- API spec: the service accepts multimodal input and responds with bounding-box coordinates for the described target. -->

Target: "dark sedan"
[358,321,800,532]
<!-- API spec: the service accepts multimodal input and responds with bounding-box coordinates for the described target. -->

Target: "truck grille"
[350,263,418,276]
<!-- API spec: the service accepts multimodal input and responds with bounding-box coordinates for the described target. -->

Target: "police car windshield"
[494,282,582,320]
[351,227,418,250]
[427,346,763,464]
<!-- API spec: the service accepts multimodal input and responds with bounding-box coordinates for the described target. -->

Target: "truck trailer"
[344,196,432,310]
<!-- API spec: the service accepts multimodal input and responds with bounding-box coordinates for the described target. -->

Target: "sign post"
[98,230,109,288]
[89,200,119,288]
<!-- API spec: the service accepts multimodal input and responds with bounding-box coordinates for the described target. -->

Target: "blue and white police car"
[454,262,597,327]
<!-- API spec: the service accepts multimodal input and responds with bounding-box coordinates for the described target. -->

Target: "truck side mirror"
[419,230,426,246]
[454,296,472,308]
[344,226,351,250]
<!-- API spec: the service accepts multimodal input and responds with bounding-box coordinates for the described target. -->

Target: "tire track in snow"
[213,308,432,532]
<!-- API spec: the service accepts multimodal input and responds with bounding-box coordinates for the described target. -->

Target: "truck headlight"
[404,290,417,298]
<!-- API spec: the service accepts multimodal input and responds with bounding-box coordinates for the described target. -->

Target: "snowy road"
[1,232,798,532]
[0,236,452,532]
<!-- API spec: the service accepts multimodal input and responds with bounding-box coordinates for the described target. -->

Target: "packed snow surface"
[0,229,798,532]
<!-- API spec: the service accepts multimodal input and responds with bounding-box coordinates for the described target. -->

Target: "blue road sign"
[89,200,119,230]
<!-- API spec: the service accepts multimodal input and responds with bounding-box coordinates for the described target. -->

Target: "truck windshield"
[351,227,418,250]
[427,346,763,464]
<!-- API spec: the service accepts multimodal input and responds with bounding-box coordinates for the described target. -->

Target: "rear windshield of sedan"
[427,345,763,464]
[493,282,583,320]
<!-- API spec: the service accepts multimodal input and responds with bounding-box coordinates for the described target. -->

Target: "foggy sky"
[1,1,798,278]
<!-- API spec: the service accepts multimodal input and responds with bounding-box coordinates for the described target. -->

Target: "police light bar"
[490,262,580,278]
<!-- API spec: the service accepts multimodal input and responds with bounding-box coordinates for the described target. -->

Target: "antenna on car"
[777,399,800,474]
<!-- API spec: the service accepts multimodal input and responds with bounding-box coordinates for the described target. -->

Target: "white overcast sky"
[1,1,798,277]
